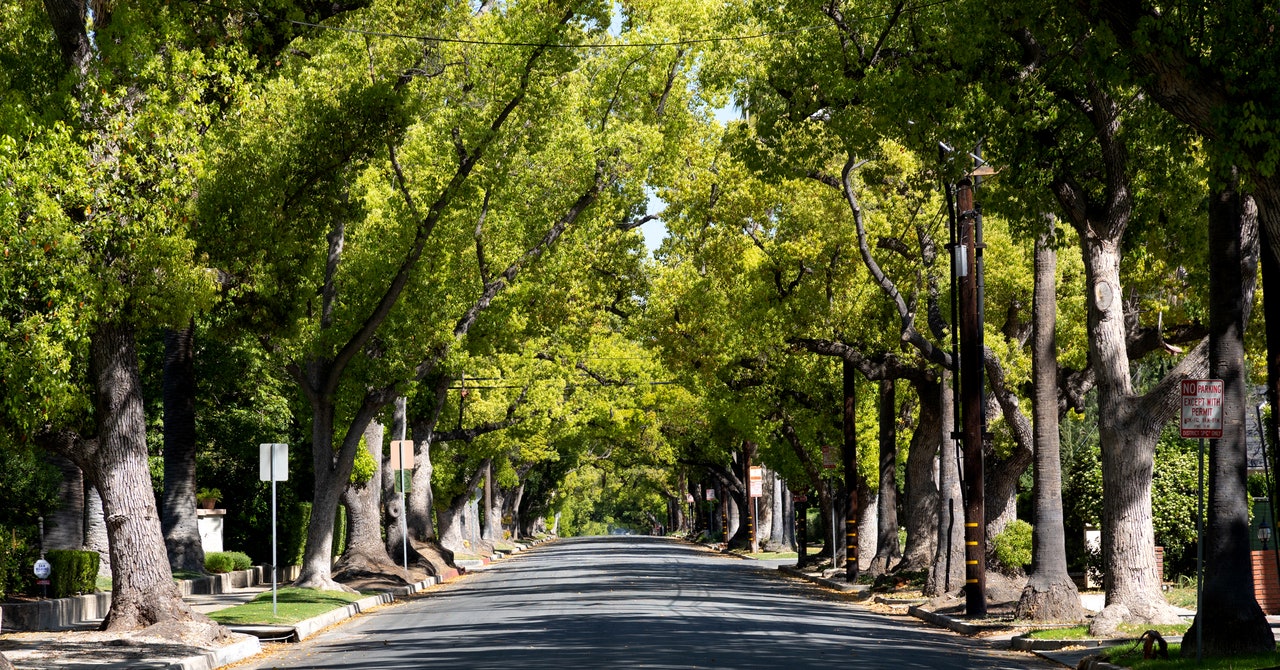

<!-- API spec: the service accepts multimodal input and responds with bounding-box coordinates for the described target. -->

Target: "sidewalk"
[0,537,552,669]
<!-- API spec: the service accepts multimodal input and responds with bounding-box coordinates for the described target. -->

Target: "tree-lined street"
[245,538,1051,670]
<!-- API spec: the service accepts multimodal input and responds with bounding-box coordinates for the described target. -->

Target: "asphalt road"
[245,536,1057,669]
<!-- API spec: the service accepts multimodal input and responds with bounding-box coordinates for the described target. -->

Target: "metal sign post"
[1180,379,1222,665]
[749,466,763,553]
[391,440,414,575]
[260,443,288,618]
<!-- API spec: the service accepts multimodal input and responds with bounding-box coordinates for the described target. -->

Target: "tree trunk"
[898,378,940,573]
[927,373,965,596]
[869,379,901,576]
[438,461,489,555]
[86,323,203,630]
[161,322,205,574]
[294,374,373,592]
[483,461,501,541]
[83,484,110,576]
[1183,168,1273,657]
[45,455,84,551]
[841,359,860,579]
[769,470,787,549]
[408,377,450,542]
[334,420,411,584]
[1016,221,1085,622]
[857,483,877,570]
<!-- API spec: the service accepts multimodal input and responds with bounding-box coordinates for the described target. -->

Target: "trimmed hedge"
[46,549,100,598]
[205,551,253,574]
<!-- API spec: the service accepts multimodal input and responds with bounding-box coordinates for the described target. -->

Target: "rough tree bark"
[44,455,84,551]
[898,378,940,573]
[438,460,490,555]
[162,322,205,574]
[926,373,965,596]
[334,420,411,584]
[49,324,207,631]
[868,379,901,576]
[1015,221,1085,622]
[1182,168,1273,657]
[83,485,109,576]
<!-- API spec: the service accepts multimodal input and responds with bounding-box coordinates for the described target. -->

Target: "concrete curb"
[906,605,1013,635]
[163,633,263,670]
[2,565,291,632]
[777,565,871,597]
[1010,635,1107,651]
[292,592,395,642]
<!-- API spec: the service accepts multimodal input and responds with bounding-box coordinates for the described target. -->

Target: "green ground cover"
[739,551,798,560]
[207,587,372,625]
[1105,643,1280,669]
[1026,622,1189,640]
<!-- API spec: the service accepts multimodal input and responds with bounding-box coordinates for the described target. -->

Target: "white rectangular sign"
[1180,379,1224,439]
[390,440,414,470]
[259,443,288,481]
[749,479,763,498]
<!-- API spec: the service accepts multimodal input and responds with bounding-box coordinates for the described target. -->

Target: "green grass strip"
[1026,622,1189,641]
[207,587,372,625]
[1105,643,1280,669]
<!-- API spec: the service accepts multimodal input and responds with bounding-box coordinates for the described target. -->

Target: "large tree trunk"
[44,455,84,551]
[857,483,877,571]
[438,461,489,555]
[334,421,411,584]
[483,461,503,541]
[408,377,451,542]
[841,360,861,579]
[83,484,110,576]
[768,470,787,549]
[161,322,205,574]
[927,373,965,596]
[898,378,940,573]
[1016,222,1085,622]
[868,379,901,576]
[1183,169,1273,657]
[84,323,203,630]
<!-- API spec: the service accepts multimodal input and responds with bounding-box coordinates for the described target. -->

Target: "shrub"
[993,519,1033,571]
[46,549,100,598]
[227,551,253,571]
[205,552,236,574]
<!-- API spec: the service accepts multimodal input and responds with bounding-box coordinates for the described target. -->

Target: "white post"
[831,495,837,570]
[271,456,277,618]
[752,497,759,553]
[400,458,409,575]
[260,443,287,619]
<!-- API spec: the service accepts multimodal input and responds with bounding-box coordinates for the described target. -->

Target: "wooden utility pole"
[956,178,987,616]
[841,360,860,581]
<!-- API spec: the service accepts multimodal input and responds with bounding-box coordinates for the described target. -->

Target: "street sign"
[749,480,763,498]
[36,579,49,586]
[259,443,288,481]
[793,493,808,503]
[33,559,50,579]
[822,445,837,470]
[393,469,412,493]
[705,489,715,501]
[748,465,763,498]
[685,493,695,503]
[1180,379,1224,439]
[390,440,414,470]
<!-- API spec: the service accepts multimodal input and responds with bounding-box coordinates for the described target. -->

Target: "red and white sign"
[821,445,837,470]
[705,489,716,501]
[748,466,764,498]
[792,492,808,503]
[1180,379,1224,439]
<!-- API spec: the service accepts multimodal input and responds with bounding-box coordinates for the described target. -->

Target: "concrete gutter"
[163,633,263,670]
